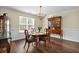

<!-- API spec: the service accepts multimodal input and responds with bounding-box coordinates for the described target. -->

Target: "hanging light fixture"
[37,6,46,20]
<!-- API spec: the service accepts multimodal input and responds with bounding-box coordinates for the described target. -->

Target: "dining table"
[30,32,53,51]
[30,32,47,47]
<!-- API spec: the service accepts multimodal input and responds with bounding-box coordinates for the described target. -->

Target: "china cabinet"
[0,13,11,53]
[48,16,63,38]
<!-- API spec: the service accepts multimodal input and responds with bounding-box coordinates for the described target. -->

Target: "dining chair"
[31,28,36,33]
[24,30,35,52]
[45,28,52,48]
[38,28,49,47]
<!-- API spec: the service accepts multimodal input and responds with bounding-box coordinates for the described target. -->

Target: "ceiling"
[5,6,79,16]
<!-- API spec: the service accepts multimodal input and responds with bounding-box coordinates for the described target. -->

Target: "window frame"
[19,16,35,33]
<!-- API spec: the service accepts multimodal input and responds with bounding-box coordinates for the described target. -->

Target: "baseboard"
[63,37,79,43]
[11,38,25,42]
[51,37,79,43]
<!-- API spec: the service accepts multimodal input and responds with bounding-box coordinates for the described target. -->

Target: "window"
[6,19,11,38]
[19,16,35,33]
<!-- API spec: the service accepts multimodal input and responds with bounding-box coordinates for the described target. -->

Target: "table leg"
[36,37,39,47]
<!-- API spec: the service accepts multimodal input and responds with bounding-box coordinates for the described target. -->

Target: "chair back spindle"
[24,30,29,41]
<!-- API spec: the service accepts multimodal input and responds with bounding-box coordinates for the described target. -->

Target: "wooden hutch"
[48,16,63,39]
[0,13,11,53]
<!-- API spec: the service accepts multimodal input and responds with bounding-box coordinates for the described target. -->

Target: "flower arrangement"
[38,27,42,32]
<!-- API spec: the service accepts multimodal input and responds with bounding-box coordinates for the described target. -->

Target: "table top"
[31,32,46,35]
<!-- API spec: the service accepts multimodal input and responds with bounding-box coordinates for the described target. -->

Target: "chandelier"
[37,6,46,20]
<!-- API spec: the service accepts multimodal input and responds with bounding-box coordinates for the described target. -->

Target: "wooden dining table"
[30,32,47,47]
[30,32,52,51]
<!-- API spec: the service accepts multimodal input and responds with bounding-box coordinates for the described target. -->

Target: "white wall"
[42,9,79,42]
[0,7,41,40]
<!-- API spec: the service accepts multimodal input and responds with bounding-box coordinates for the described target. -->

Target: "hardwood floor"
[10,38,79,53]
[37,38,79,53]
[10,39,42,53]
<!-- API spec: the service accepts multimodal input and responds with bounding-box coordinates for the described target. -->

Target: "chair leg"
[45,37,50,49]
[7,43,11,53]
[32,42,34,47]
[36,37,40,47]
[26,43,30,52]
[24,41,27,48]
